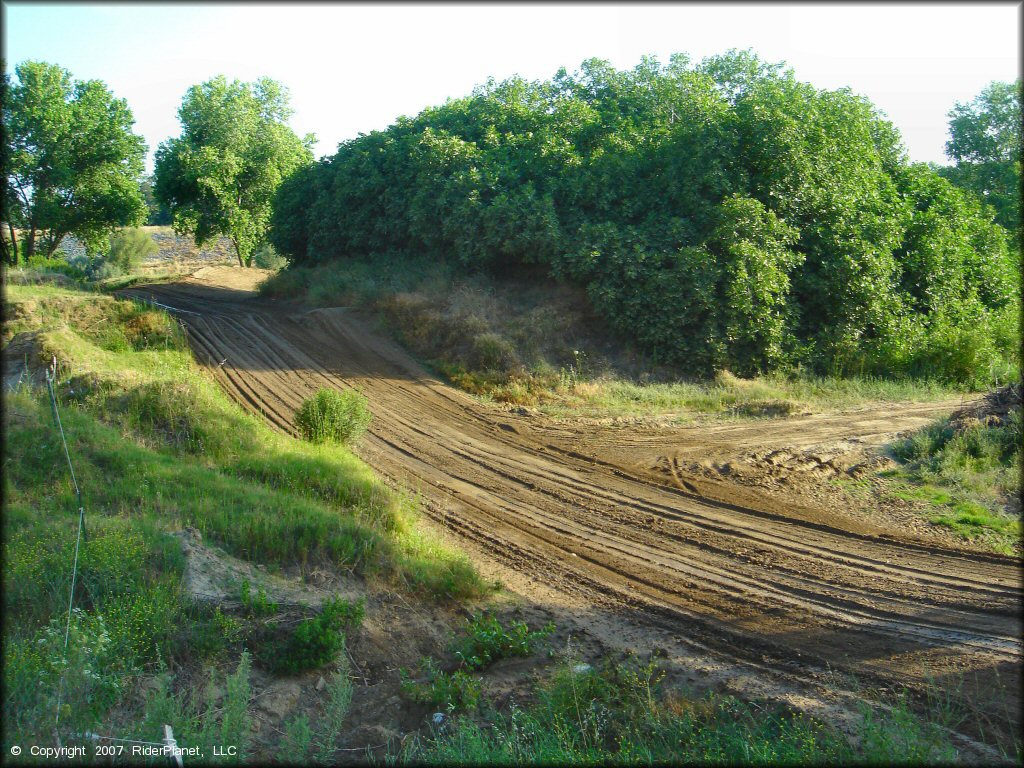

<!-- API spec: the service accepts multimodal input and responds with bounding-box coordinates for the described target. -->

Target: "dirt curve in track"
[122,269,1022,753]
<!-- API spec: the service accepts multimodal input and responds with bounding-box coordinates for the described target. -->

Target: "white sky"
[3,2,1020,173]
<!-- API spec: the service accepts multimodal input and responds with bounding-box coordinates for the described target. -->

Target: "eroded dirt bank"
[121,267,1022,759]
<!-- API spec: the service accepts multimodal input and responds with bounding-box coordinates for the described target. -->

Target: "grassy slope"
[879,410,1020,554]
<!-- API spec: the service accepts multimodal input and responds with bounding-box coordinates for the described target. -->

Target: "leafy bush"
[268,597,364,674]
[453,612,555,670]
[294,388,372,445]
[108,227,158,271]
[252,241,287,270]
[400,657,482,712]
[271,51,1019,386]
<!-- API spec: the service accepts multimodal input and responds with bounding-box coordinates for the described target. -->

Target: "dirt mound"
[173,527,361,609]
[950,383,1021,430]
[3,330,52,390]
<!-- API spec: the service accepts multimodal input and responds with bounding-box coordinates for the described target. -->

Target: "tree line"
[2,54,1019,383]
[2,61,312,268]
[270,52,1020,383]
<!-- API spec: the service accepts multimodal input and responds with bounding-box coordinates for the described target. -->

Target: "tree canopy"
[2,60,147,264]
[271,51,1018,385]
[154,76,314,267]
[938,80,1021,236]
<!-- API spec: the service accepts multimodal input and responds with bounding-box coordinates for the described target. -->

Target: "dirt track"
[122,268,1022,757]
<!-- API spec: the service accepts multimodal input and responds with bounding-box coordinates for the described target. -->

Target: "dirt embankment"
[119,267,1022,760]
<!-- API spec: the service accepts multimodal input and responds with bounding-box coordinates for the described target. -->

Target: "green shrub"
[252,242,287,270]
[239,579,278,618]
[400,657,482,712]
[268,597,364,674]
[453,612,555,671]
[294,388,372,445]
[79,228,158,279]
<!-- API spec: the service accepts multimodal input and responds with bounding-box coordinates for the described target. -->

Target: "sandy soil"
[119,267,1022,760]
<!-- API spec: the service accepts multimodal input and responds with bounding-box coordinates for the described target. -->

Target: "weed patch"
[295,387,372,445]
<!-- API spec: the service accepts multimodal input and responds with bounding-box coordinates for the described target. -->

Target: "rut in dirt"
[122,275,1023,743]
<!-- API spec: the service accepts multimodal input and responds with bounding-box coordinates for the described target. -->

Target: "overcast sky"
[3,2,1020,173]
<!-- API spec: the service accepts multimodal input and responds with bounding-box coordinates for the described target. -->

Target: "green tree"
[2,60,147,264]
[154,76,314,267]
[939,80,1021,235]
[139,175,171,226]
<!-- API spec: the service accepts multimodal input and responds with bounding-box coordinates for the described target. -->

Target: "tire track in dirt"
[121,273,1022,755]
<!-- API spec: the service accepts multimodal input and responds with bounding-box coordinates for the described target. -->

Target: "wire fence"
[43,357,183,765]
[45,358,87,739]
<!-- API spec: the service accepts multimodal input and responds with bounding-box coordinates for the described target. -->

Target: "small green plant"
[453,611,555,671]
[277,655,354,763]
[281,713,315,763]
[239,578,278,618]
[294,388,372,445]
[400,657,482,712]
[315,659,354,762]
[270,597,364,674]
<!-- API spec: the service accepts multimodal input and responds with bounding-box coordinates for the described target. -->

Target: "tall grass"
[402,655,962,765]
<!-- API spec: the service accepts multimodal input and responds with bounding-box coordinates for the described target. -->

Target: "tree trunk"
[232,239,245,268]
[25,227,36,260]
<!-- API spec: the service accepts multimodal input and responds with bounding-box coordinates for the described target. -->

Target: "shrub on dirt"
[295,388,372,445]
[468,332,519,372]
[400,657,482,712]
[108,227,158,273]
[265,597,364,674]
[252,241,287,270]
[257,265,309,298]
[453,611,555,671]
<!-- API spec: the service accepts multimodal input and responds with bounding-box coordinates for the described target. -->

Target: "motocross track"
[121,268,1022,758]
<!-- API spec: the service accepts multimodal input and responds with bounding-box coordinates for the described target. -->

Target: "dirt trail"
[121,268,1022,758]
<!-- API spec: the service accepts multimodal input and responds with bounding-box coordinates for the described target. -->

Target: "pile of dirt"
[2,330,53,390]
[949,383,1021,431]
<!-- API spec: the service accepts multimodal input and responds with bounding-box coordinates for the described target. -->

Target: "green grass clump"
[295,387,372,445]
[453,611,555,671]
[264,597,364,675]
[140,652,254,763]
[401,658,483,713]
[884,409,1021,552]
[402,613,554,713]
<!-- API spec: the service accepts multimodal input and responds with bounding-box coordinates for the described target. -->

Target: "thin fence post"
[163,725,184,768]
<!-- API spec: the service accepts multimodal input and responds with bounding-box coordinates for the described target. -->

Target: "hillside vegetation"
[2,279,484,754]
[270,51,1019,388]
